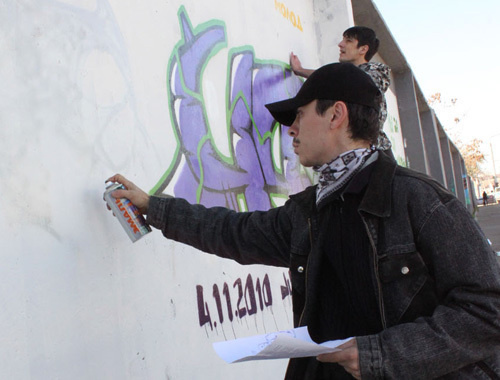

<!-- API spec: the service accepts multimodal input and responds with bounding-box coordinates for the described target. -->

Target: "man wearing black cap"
[107,63,500,379]
[290,26,392,152]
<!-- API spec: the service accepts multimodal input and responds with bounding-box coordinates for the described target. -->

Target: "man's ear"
[359,44,369,56]
[330,101,348,128]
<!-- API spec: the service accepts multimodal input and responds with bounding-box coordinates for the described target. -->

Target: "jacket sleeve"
[358,197,500,379]
[145,195,293,268]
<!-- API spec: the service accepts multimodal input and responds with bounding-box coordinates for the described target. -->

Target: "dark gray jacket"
[147,152,500,379]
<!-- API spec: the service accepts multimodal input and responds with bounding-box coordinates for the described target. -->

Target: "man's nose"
[287,122,298,137]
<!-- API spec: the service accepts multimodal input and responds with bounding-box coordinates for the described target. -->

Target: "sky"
[372,0,500,174]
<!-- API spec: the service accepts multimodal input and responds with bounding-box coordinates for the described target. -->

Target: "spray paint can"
[103,182,152,242]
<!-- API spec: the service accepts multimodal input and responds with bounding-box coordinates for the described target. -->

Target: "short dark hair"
[343,26,380,62]
[315,99,380,144]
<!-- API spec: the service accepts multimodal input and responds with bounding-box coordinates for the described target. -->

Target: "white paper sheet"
[213,326,352,363]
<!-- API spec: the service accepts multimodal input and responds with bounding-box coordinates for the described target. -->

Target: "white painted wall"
[0,0,355,379]
[373,56,406,166]
[385,84,407,166]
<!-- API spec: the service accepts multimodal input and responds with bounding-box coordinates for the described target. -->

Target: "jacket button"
[297,266,305,273]
[401,266,410,275]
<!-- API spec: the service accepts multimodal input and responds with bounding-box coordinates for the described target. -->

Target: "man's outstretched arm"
[290,52,315,78]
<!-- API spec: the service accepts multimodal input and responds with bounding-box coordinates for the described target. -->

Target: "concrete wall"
[352,0,472,208]
[375,54,406,166]
[1,0,325,378]
[0,0,474,379]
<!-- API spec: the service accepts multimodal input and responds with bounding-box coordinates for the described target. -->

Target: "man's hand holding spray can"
[103,174,152,242]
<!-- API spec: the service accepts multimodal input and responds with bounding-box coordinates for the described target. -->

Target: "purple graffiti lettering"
[152,6,313,211]
[244,274,257,316]
[196,285,213,330]
[281,272,292,300]
[196,273,281,335]
[222,282,234,322]
[213,284,224,325]
[233,278,246,318]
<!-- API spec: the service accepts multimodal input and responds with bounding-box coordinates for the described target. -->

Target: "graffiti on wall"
[274,0,304,32]
[148,6,312,337]
[196,271,293,339]
[151,6,314,212]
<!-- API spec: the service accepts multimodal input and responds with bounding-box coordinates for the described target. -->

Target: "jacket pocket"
[288,216,312,326]
[378,246,437,325]
[289,226,311,296]
[289,250,308,324]
[379,248,428,283]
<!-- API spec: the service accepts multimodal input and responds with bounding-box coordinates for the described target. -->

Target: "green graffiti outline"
[150,5,227,195]
[150,6,301,204]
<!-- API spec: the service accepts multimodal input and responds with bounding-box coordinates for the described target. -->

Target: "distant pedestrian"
[483,190,488,206]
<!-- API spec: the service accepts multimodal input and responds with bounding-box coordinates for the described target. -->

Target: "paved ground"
[475,202,500,261]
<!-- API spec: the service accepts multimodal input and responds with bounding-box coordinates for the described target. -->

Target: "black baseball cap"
[265,62,381,126]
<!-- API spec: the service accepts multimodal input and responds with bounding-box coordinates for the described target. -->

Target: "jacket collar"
[358,150,397,217]
[289,185,317,216]
[289,150,397,218]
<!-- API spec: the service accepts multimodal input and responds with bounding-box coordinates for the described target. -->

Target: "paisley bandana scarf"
[314,146,375,205]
